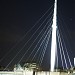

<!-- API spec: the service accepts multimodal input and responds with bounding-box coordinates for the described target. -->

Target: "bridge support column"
[51,0,57,72]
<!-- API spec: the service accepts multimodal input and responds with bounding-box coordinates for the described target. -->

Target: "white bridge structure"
[0,69,74,75]
[0,0,74,75]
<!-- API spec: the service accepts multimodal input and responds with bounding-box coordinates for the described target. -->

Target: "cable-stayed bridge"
[0,0,74,75]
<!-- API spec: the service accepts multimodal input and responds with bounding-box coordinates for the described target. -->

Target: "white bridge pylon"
[51,0,57,71]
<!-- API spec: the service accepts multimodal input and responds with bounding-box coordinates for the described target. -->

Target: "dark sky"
[0,0,74,70]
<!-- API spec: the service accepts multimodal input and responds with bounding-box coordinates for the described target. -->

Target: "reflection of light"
[25,71,33,75]
[51,0,57,72]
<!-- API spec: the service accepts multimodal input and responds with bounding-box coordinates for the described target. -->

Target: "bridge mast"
[51,0,57,71]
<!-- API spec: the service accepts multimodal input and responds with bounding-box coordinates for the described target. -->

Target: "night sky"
[0,0,74,70]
